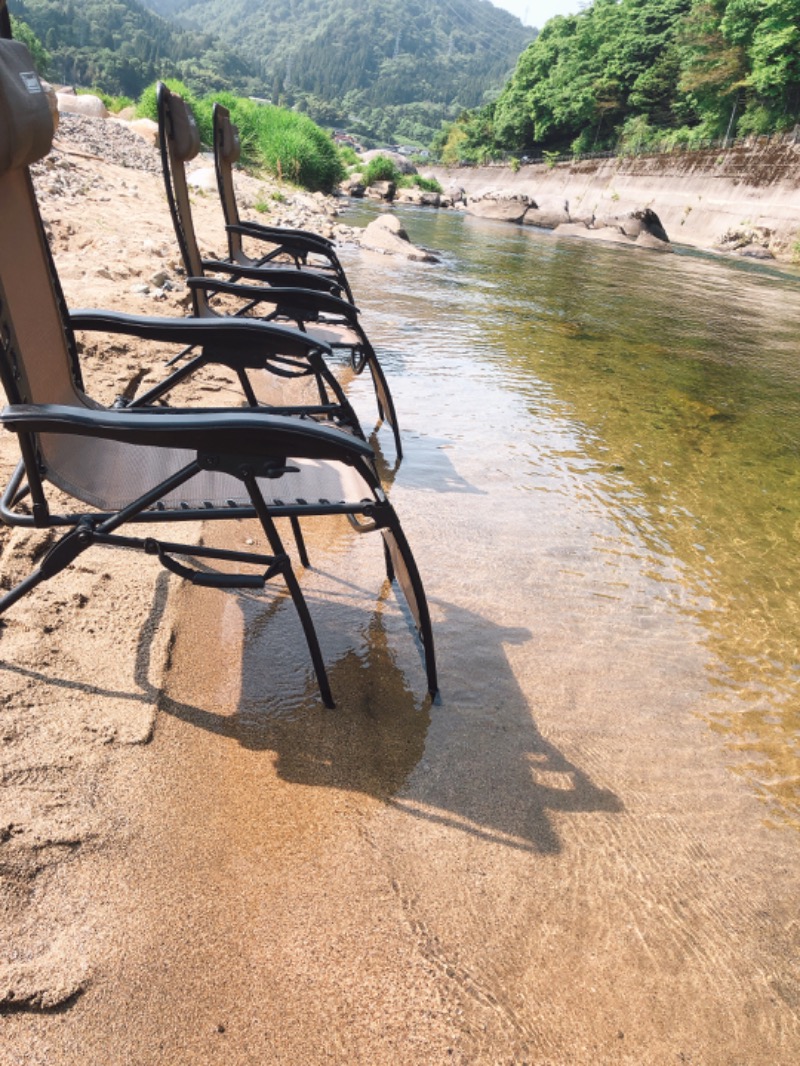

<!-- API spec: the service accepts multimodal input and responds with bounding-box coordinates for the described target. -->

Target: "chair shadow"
[153,571,623,856]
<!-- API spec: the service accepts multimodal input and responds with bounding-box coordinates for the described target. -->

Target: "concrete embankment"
[424,139,800,259]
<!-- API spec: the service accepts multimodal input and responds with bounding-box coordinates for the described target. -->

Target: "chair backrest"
[0,39,86,417]
[1,0,11,41]
[212,102,245,261]
[156,82,210,316]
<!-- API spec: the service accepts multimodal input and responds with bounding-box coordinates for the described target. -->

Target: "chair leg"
[0,523,94,615]
[380,520,438,698]
[290,516,310,568]
[243,472,334,707]
[365,349,403,460]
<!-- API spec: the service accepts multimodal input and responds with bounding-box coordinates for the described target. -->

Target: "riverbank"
[425,138,800,261]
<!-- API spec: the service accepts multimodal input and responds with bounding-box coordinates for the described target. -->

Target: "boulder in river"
[466,188,532,223]
[360,213,438,261]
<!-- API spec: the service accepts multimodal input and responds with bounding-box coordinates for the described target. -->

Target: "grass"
[137,83,345,193]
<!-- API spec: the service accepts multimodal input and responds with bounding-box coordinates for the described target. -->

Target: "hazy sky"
[491,1,581,28]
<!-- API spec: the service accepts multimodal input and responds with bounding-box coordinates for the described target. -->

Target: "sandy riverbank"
[2,119,799,1065]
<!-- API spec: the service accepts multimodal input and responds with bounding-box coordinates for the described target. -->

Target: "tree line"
[9,0,532,147]
[437,0,800,162]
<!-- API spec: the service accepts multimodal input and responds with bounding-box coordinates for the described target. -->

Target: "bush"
[397,174,443,193]
[136,83,344,193]
[337,145,360,167]
[136,79,198,122]
[363,155,403,185]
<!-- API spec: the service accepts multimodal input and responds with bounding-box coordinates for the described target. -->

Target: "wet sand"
[2,135,799,1064]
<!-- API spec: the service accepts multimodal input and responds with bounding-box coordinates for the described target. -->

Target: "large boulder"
[594,208,669,244]
[359,213,438,261]
[340,175,366,197]
[125,117,159,146]
[56,92,108,118]
[522,200,570,229]
[394,186,441,207]
[186,166,218,192]
[466,188,531,223]
[365,180,395,201]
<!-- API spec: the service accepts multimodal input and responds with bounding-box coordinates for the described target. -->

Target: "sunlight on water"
[343,202,800,827]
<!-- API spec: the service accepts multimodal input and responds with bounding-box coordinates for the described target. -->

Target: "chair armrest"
[1,404,374,463]
[69,309,333,360]
[201,259,341,295]
[185,280,360,323]
[227,222,336,253]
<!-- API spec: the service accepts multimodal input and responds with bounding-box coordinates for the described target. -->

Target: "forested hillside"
[7,0,260,98]
[441,0,800,161]
[9,0,533,146]
[142,0,533,145]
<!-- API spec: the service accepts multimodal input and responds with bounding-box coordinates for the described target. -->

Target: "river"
[342,201,800,830]
[17,199,798,1064]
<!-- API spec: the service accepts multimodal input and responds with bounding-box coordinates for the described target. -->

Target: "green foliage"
[397,173,443,192]
[136,78,196,121]
[137,81,344,193]
[457,0,800,158]
[8,0,261,99]
[9,15,49,74]
[8,0,534,146]
[363,155,403,185]
[337,145,360,167]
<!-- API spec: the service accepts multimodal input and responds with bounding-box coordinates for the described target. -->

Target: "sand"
[1,118,799,1065]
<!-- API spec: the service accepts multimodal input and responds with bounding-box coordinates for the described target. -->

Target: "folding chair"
[212,101,355,303]
[0,39,437,706]
[158,83,403,457]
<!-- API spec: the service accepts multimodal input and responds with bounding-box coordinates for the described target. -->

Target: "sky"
[491,1,581,28]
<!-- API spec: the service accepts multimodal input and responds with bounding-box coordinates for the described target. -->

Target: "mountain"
[7,0,261,98]
[9,0,533,145]
[140,0,535,144]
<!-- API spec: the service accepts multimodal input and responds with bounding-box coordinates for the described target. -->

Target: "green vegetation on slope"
[137,81,345,192]
[9,0,534,147]
[439,0,800,161]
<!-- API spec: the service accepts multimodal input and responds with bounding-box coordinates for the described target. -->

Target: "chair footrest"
[145,538,281,588]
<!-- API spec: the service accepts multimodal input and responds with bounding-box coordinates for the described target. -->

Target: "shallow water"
[341,203,800,828]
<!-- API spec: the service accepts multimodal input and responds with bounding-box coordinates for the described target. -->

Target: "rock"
[466,189,531,223]
[445,181,466,204]
[40,80,59,132]
[595,208,670,244]
[635,231,673,252]
[394,187,441,208]
[623,208,669,243]
[186,167,218,192]
[359,214,438,261]
[340,176,365,197]
[738,243,774,260]
[57,93,108,119]
[553,221,590,237]
[365,180,395,201]
[522,204,569,229]
[125,118,159,147]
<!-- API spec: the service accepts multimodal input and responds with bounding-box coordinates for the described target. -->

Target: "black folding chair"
[0,38,437,705]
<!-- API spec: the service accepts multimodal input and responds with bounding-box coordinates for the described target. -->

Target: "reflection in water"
[344,203,800,827]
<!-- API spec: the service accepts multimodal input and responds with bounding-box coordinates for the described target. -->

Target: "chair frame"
[0,38,437,705]
[157,83,403,457]
[212,101,355,303]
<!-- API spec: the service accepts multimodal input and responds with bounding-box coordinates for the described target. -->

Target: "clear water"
[340,203,800,828]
